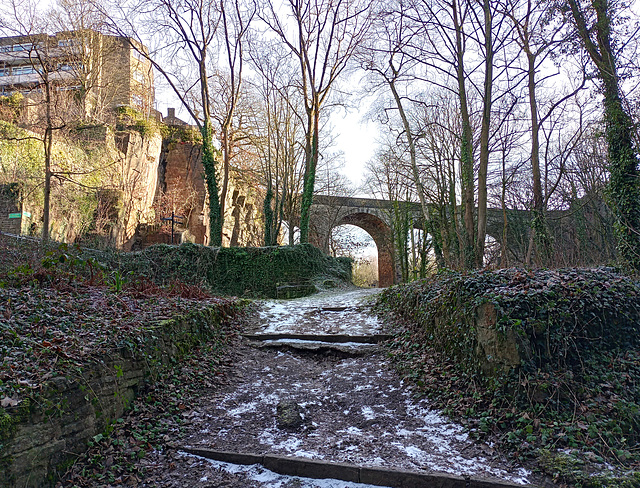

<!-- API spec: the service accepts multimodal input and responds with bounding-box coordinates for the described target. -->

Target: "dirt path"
[141,288,532,487]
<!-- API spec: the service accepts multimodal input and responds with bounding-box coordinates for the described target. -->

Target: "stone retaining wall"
[474,302,521,373]
[0,184,22,235]
[1,305,231,487]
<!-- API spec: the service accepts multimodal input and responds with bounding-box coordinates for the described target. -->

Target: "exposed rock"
[475,302,521,373]
[276,400,304,430]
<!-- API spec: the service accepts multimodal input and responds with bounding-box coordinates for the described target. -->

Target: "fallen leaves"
[0,283,238,408]
[1,396,19,407]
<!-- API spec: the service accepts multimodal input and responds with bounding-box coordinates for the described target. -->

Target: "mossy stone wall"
[0,304,233,487]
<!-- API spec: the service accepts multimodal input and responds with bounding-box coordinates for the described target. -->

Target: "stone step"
[242,333,391,344]
[180,447,531,488]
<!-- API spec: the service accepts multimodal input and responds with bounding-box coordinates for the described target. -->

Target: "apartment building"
[0,30,155,119]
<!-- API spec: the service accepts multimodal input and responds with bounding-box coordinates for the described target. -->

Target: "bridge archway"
[310,208,395,287]
[310,195,539,273]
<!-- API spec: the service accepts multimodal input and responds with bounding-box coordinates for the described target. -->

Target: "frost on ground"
[179,287,531,486]
[182,453,392,488]
[255,288,382,335]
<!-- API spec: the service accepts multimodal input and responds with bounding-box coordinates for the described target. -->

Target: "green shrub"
[115,106,160,137]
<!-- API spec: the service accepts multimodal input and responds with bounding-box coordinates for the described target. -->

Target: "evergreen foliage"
[376,268,640,483]
[92,242,351,298]
[200,122,223,247]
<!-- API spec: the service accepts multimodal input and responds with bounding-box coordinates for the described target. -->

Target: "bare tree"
[565,0,640,270]
[259,0,372,243]
[360,3,435,256]
[403,0,477,267]
[498,0,586,265]
[0,0,73,240]
[247,41,306,246]
[211,0,254,227]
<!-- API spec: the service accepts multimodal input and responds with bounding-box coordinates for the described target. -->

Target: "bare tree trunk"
[386,62,435,262]
[43,69,53,241]
[475,0,493,268]
[453,0,475,269]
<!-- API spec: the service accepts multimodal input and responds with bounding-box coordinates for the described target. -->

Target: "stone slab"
[181,447,264,466]
[470,477,531,488]
[243,333,391,344]
[360,466,467,487]
[179,448,531,488]
[263,454,360,482]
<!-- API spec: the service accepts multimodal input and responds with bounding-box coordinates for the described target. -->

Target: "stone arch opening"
[330,224,378,287]
[333,212,395,287]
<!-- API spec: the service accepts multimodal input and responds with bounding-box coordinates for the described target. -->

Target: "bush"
[115,105,160,137]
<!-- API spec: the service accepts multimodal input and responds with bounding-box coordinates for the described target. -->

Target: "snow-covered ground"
[255,288,383,336]
[180,288,531,486]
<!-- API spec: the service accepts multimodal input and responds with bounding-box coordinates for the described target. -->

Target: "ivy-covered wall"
[90,242,352,298]
[377,268,640,376]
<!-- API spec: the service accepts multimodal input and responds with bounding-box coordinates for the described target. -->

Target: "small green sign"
[7,212,30,219]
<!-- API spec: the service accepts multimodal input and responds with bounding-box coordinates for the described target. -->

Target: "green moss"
[162,124,202,144]
[538,450,640,488]
[0,398,31,445]
[115,106,160,137]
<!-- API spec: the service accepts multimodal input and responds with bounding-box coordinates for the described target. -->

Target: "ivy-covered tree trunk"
[299,108,319,244]
[567,0,640,270]
[392,201,410,282]
[453,0,476,269]
[602,83,640,269]
[475,0,494,269]
[263,184,275,246]
[526,50,552,266]
[201,122,222,247]
[42,66,53,242]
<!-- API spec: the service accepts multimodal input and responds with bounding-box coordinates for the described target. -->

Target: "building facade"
[0,30,154,119]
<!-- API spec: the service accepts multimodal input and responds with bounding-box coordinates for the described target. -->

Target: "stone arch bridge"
[308,195,535,287]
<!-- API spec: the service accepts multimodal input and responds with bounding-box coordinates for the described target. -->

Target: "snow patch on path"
[182,288,532,485]
[183,453,391,488]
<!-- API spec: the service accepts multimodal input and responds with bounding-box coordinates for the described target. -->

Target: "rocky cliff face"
[0,121,263,249]
[138,136,263,248]
[0,124,163,248]
[111,130,162,250]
